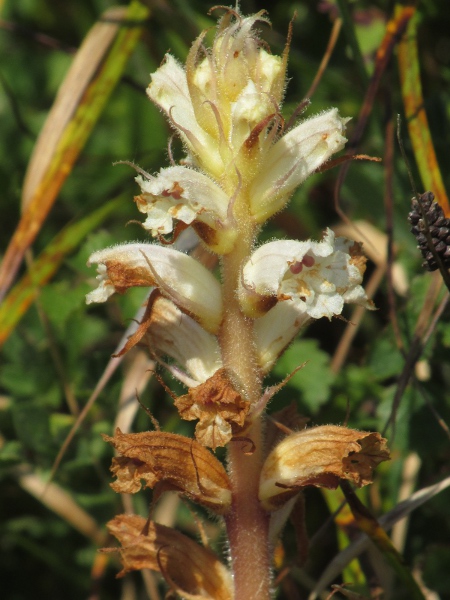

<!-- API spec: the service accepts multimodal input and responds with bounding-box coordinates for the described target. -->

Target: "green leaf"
[273,339,335,412]
[11,401,52,455]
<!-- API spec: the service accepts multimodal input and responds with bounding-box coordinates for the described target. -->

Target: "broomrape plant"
[87,8,389,599]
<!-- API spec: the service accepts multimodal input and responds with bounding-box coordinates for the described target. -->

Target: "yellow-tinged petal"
[250,109,349,222]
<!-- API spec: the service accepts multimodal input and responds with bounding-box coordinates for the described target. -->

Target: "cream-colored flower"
[134,166,237,253]
[144,10,349,245]
[86,243,223,333]
[147,11,288,185]
[250,110,349,222]
[239,228,374,322]
[144,295,222,385]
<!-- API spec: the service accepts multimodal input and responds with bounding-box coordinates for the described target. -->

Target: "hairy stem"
[219,213,271,600]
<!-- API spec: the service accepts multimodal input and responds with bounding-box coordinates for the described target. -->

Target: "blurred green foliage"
[1,1,450,599]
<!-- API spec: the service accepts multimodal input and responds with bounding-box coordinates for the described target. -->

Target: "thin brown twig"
[331,263,385,374]
[383,278,448,438]
[24,250,79,416]
[384,106,405,355]
[304,18,342,101]
[333,9,413,233]
[285,18,342,132]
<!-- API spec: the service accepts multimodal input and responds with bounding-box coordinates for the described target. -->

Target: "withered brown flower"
[259,425,390,510]
[107,514,233,600]
[175,368,250,450]
[103,428,231,513]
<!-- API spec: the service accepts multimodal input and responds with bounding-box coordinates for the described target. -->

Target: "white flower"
[145,296,222,384]
[250,109,349,222]
[86,243,223,333]
[239,228,374,322]
[135,166,237,253]
[254,303,311,374]
[147,54,222,176]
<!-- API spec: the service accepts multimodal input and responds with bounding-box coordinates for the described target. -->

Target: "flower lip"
[135,165,231,237]
[239,228,375,320]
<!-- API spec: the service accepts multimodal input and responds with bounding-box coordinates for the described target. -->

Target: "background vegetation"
[1,0,450,598]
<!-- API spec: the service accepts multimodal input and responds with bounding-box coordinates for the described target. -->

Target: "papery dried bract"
[175,368,250,450]
[107,514,233,600]
[259,425,390,510]
[103,428,231,513]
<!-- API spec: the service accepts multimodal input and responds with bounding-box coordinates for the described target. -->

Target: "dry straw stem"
[308,475,450,600]
[15,466,106,546]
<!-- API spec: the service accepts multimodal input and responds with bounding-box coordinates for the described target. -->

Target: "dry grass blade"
[397,9,450,216]
[15,465,106,545]
[0,197,121,348]
[0,2,149,302]
[21,7,125,208]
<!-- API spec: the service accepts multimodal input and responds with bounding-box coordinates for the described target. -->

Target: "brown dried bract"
[103,428,231,513]
[348,240,369,277]
[174,368,250,450]
[106,514,233,600]
[259,425,390,510]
